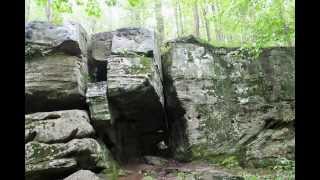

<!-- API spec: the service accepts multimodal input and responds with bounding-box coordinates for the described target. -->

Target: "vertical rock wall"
[25,21,110,180]
[162,36,295,167]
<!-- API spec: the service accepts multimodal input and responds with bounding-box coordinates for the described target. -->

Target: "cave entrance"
[114,118,169,163]
[107,86,171,164]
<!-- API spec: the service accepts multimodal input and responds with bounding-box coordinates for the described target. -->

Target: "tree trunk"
[202,5,211,41]
[211,4,223,42]
[174,0,180,37]
[193,0,200,37]
[155,0,164,44]
[26,0,31,22]
[45,0,52,22]
[178,0,184,35]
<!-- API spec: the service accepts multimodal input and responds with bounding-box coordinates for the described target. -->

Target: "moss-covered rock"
[25,138,110,180]
[25,110,94,144]
[162,36,295,168]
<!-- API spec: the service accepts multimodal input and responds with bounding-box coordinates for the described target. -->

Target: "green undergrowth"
[189,144,294,179]
[100,160,126,180]
[219,157,295,180]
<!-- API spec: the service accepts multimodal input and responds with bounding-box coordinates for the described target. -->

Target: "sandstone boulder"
[25,21,88,113]
[87,28,167,161]
[25,53,87,113]
[25,110,94,143]
[26,138,107,180]
[25,21,87,57]
[111,28,154,55]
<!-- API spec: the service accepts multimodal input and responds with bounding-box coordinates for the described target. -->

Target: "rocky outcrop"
[25,110,112,180]
[25,21,88,113]
[25,138,106,180]
[25,21,87,57]
[25,21,294,179]
[87,28,168,162]
[162,36,295,167]
[25,22,112,180]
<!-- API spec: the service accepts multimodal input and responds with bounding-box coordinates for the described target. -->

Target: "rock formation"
[162,36,295,167]
[25,21,294,179]
[25,21,88,113]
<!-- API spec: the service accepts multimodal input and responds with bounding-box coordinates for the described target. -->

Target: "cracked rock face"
[87,28,168,162]
[25,21,88,113]
[25,138,106,180]
[25,110,94,143]
[162,36,295,167]
[25,53,88,113]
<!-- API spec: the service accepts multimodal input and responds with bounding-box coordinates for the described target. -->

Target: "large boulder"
[25,110,94,143]
[111,27,154,55]
[25,21,88,57]
[87,28,168,161]
[88,28,157,81]
[25,53,88,113]
[25,138,107,180]
[162,36,295,167]
[25,21,88,113]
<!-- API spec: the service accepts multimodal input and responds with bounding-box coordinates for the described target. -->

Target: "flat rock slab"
[25,110,94,143]
[26,138,105,180]
[25,21,87,56]
[90,31,114,61]
[64,170,102,180]
[25,53,87,113]
[88,28,156,82]
[111,28,154,55]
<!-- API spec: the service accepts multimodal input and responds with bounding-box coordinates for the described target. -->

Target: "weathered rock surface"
[25,21,88,113]
[111,28,154,55]
[64,170,102,180]
[25,21,295,179]
[86,81,111,124]
[86,81,117,156]
[25,21,88,57]
[26,138,107,180]
[25,53,88,113]
[162,36,295,167]
[87,28,168,162]
[25,110,94,143]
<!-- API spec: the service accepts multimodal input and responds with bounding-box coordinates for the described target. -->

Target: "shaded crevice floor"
[115,158,242,180]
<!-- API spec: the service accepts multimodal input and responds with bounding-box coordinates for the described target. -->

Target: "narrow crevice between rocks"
[160,55,190,161]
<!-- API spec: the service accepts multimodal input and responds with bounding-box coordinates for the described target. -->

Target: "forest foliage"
[25,0,295,47]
